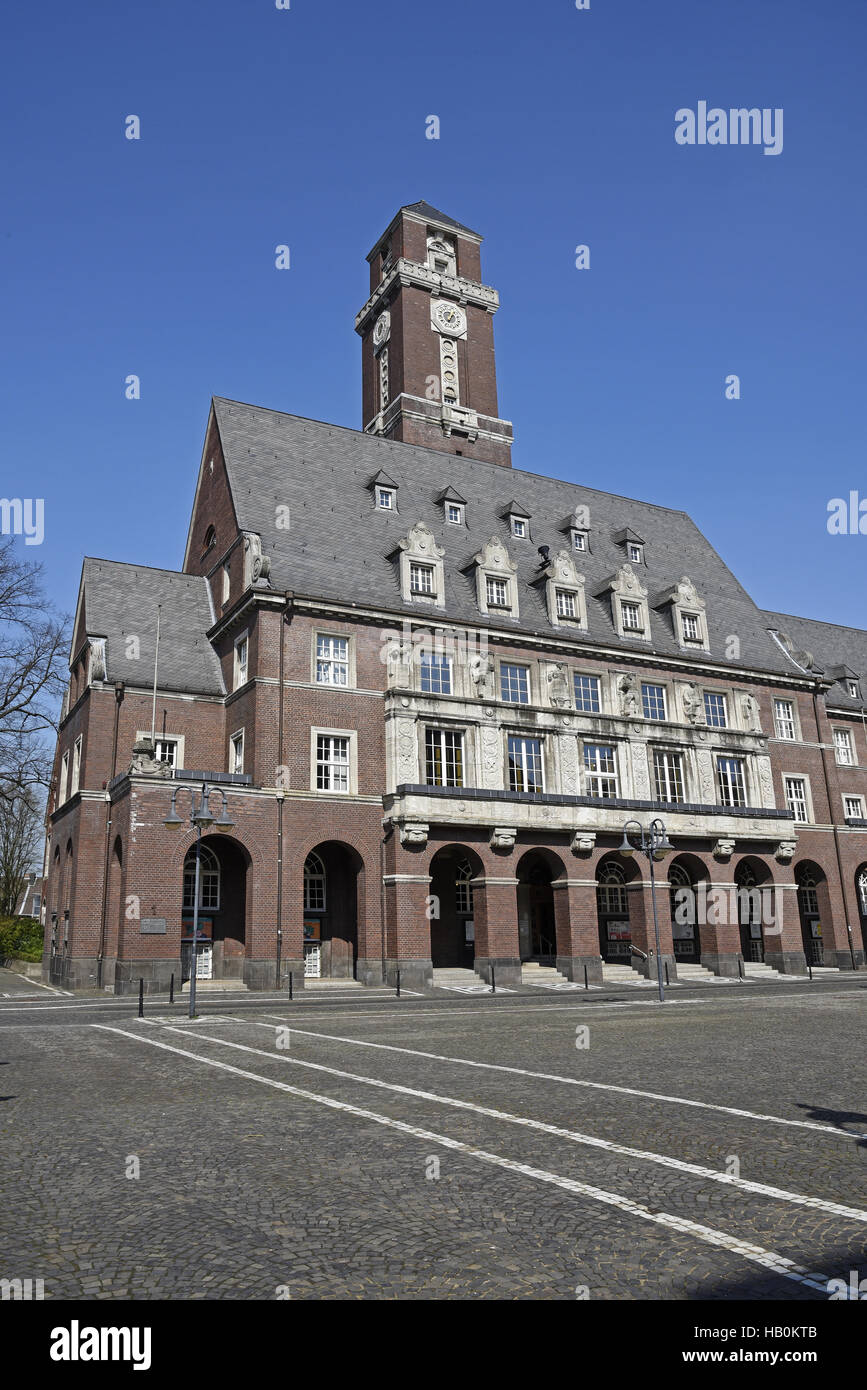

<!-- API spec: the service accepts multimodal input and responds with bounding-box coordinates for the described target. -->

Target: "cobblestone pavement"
[1,979,865,1300]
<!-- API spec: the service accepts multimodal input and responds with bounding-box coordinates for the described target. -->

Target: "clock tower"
[355,202,513,468]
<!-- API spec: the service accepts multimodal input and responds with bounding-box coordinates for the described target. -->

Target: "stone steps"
[432,967,482,987]
[181,978,249,992]
[521,962,570,986]
[675,962,721,983]
[601,962,652,986]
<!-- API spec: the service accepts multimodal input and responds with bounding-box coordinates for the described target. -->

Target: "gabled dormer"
[613,526,645,566]
[597,563,650,640]
[539,549,587,629]
[396,520,445,608]
[369,468,399,512]
[472,536,519,618]
[501,499,531,540]
[437,485,467,527]
[560,505,591,555]
[657,575,709,652]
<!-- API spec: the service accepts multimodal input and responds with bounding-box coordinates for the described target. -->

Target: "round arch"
[428,844,485,970]
[734,856,773,962]
[596,854,636,963]
[516,849,567,961]
[180,833,251,983]
[794,860,827,966]
[302,840,364,980]
[667,853,708,964]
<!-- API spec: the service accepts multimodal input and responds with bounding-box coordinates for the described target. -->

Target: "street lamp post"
[618,817,674,1004]
[163,782,235,1018]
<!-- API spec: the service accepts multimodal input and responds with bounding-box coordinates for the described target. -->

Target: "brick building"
[42,202,867,993]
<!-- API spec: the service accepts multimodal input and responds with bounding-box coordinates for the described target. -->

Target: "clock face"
[434,300,466,335]
[372,310,391,347]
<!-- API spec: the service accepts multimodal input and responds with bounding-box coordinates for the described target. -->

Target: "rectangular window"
[628,543,643,563]
[556,589,577,619]
[508,735,543,793]
[234,635,248,690]
[703,692,727,728]
[447,503,463,525]
[409,563,435,595]
[155,739,178,767]
[785,776,809,823]
[653,750,684,803]
[834,729,854,765]
[621,601,643,632]
[572,530,587,552]
[316,735,350,792]
[230,731,244,775]
[486,576,510,609]
[584,744,618,798]
[717,756,746,807]
[500,663,530,704]
[377,487,395,510]
[511,517,526,538]
[844,795,865,820]
[425,728,464,787]
[847,680,859,699]
[70,737,82,796]
[60,750,69,804]
[774,699,796,740]
[641,683,666,721]
[573,674,601,713]
[316,634,349,686]
[419,651,451,695]
[681,613,701,642]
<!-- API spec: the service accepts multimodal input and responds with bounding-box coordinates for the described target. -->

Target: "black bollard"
[138,978,144,1018]
[169,973,174,1005]
[289,971,293,1001]
[396,969,401,998]
[491,966,496,994]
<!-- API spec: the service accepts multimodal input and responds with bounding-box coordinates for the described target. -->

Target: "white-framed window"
[774,699,796,741]
[628,543,643,564]
[572,530,587,552]
[183,844,220,911]
[446,503,464,526]
[425,728,464,787]
[847,680,860,699]
[784,775,809,823]
[229,730,245,775]
[60,750,70,805]
[555,589,577,619]
[681,613,701,643]
[233,633,249,690]
[653,750,684,803]
[717,756,746,807]
[584,743,618,799]
[316,634,349,686]
[409,562,435,596]
[70,737,82,796]
[844,795,865,820]
[507,735,543,793]
[419,651,451,695]
[641,683,667,721]
[621,600,643,633]
[834,729,854,765]
[704,692,728,728]
[304,851,326,911]
[315,734,350,792]
[455,859,474,915]
[222,565,230,605]
[500,663,530,704]
[155,738,178,767]
[574,673,601,713]
[485,576,510,609]
[511,517,527,538]
[376,486,396,510]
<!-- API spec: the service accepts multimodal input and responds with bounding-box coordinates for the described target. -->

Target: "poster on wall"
[303,919,321,941]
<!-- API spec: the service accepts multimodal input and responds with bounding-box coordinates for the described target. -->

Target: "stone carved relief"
[741,694,762,732]
[558,734,579,794]
[756,755,775,808]
[385,637,414,689]
[243,533,272,589]
[481,724,501,789]
[630,743,651,798]
[618,673,640,718]
[470,652,496,699]
[546,662,571,708]
[713,838,735,860]
[89,638,106,683]
[571,831,596,855]
[681,681,705,725]
[490,826,517,850]
[400,821,429,847]
[396,719,417,782]
[129,737,173,779]
[776,840,797,863]
[696,749,715,803]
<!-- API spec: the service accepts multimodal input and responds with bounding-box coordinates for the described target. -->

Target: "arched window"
[455,859,474,916]
[202,525,216,554]
[183,844,220,911]
[668,862,692,910]
[857,869,867,919]
[735,863,759,925]
[796,865,820,917]
[304,852,326,912]
[597,861,627,914]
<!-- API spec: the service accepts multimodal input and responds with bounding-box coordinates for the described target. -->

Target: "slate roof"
[400,202,482,238]
[763,610,867,708]
[212,397,799,677]
[79,559,225,697]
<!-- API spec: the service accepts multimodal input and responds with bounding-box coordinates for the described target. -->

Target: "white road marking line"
[159,1024,867,1224]
[255,1017,864,1141]
[90,1024,831,1293]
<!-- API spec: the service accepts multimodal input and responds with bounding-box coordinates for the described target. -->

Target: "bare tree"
[0,787,41,916]
[0,539,68,802]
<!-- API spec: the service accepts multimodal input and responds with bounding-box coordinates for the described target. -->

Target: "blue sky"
[2,0,865,628]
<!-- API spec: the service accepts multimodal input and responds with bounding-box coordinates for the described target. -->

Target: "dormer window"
[572,530,587,552]
[681,613,701,643]
[658,576,710,652]
[847,680,860,699]
[397,521,445,608]
[556,589,577,619]
[427,232,457,277]
[410,563,435,596]
[486,577,510,609]
[628,543,643,564]
[621,600,643,632]
[511,517,526,538]
[502,500,531,540]
[447,503,463,525]
[377,487,395,510]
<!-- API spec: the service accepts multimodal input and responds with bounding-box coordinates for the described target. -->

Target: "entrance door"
[530,884,556,959]
[196,944,213,980]
[604,919,632,961]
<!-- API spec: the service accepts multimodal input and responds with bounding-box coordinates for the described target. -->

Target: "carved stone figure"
[470,652,495,699]
[741,693,762,732]
[129,737,172,778]
[618,673,640,718]
[386,638,414,688]
[546,663,570,708]
[682,681,705,725]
